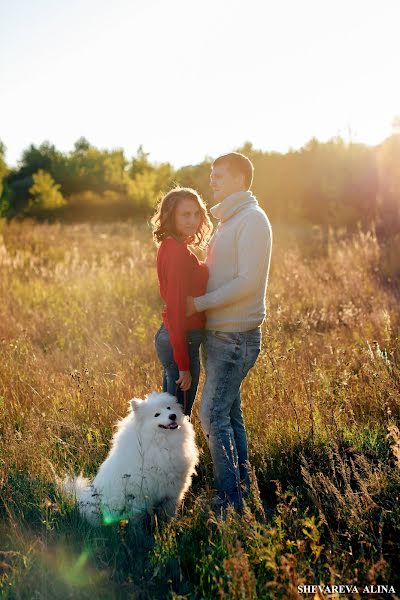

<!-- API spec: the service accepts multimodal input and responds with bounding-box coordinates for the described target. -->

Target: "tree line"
[0,131,399,240]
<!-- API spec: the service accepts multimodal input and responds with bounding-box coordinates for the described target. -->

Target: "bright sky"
[0,0,399,168]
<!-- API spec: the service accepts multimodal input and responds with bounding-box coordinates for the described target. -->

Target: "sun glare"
[0,0,399,165]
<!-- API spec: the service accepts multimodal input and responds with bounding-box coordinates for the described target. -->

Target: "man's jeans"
[154,323,204,416]
[199,327,261,510]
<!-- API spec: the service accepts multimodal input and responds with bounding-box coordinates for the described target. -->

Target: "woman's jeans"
[154,323,204,416]
[199,327,261,511]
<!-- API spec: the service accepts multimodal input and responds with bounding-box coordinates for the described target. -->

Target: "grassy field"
[0,219,399,599]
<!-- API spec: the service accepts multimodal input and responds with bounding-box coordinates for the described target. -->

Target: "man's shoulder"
[239,204,272,233]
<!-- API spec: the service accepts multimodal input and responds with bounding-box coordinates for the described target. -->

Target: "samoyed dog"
[60,392,199,525]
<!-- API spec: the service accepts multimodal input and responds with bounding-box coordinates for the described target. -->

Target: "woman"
[151,187,213,417]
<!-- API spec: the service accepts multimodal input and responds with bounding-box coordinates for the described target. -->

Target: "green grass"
[0,220,399,598]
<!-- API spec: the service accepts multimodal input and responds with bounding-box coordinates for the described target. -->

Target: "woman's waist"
[162,310,205,329]
[159,282,208,304]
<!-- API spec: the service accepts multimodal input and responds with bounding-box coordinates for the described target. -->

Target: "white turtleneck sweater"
[193,190,272,332]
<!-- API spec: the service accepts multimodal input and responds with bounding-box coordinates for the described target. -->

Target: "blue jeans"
[154,323,204,417]
[199,327,261,510]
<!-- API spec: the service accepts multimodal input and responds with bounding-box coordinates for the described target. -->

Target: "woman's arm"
[159,243,191,384]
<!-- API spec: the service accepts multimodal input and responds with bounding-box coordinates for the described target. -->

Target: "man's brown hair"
[213,152,254,189]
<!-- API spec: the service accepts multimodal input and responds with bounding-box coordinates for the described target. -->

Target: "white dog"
[60,392,199,525]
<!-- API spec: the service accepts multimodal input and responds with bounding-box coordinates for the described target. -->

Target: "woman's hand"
[176,370,192,391]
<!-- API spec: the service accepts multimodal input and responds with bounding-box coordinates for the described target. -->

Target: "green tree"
[74,137,91,153]
[175,159,213,205]
[126,170,158,209]
[3,141,66,216]
[377,131,400,235]
[298,138,378,251]
[67,140,128,195]
[20,141,61,173]
[28,169,65,212]
[0,141,8,195]
[126,146,175,210]
[128,145,152,178]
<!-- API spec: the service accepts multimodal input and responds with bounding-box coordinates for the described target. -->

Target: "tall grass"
[0,220,399,598]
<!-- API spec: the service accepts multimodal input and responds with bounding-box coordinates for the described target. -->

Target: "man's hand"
[186,296,197,317]
[176,370,192,392]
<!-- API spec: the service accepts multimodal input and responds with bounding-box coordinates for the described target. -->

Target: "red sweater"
[157,238,209,371]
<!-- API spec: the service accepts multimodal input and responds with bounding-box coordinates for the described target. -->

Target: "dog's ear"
[130,398,142,412]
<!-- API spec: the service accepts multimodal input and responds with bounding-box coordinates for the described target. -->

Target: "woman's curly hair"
[151,187,213,249]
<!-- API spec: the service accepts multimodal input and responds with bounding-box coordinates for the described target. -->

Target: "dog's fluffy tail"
[60,474,101,526]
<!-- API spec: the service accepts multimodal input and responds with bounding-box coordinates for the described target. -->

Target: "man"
[186,152,272,512]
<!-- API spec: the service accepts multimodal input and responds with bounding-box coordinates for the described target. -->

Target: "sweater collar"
[210,191,257,222]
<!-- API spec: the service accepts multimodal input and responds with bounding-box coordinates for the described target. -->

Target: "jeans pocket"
[242,344,261,377]
[247,328,261,350]
[212,330,240,344]
[188,330,204,348]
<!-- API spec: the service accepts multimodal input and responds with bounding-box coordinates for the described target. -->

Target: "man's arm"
[191,215,272,314]
[186,295,197,317]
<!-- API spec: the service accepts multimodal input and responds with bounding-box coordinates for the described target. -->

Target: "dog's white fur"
[60,392,199,525]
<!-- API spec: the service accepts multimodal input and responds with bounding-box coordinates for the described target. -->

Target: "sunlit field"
[0,220,399,599]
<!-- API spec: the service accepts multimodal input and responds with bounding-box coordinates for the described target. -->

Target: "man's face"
[210,163,245,203]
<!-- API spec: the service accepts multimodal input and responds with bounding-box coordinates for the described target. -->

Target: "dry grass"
[0,220,399,599]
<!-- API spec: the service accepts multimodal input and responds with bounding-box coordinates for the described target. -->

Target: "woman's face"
[174,197,201,241]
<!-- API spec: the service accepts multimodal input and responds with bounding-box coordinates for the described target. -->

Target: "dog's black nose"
[169,413,176,421]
